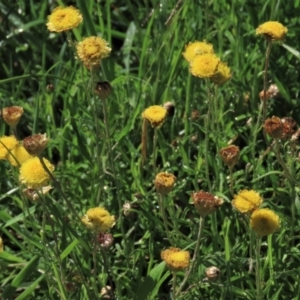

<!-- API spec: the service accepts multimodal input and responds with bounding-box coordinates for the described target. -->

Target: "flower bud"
[2,106,24,127]
[97,233,114,249]
[154,172,176,195]
[263,116,283,139]
[205,266,221,281]
[163,101,175,117]
[95,81,112,100]
[100,286,113,299]
[219,145,240,168]
[23,133,49,156]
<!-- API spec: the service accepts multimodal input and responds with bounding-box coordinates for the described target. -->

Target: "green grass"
[1,0,300,299]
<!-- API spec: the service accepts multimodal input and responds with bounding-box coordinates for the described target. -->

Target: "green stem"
[153,128,158,174]
[172,272,177,300]
[255,236,262,300]
[229,166,234,197]
[262,42,272,122]
[158,193,173,243]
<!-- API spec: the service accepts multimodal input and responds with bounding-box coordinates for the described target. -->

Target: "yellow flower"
[76,36,111,69]
[232,190,263,213]
[0,136,18,159]
[161,247,190,272]
[211,61,231,85]
[142,105,167,128]
[250,208,280,236]
[6,144,33,167]
[2,106,24,127]
[182,41,214,62]
[155,172,176,195]
[0,237,3,252]
[19,157,54,189]
[46,6,83,32]
[256,21,287,41]
[192,191,223,217]
[82,207,115,232]
[189,53,220,78]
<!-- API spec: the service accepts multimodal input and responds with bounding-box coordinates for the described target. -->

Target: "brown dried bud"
[259,84,280,100]
[205,266,221,281]
[97,233,114,249]
[123,202,132,217]
[23,133,49,156]
[281,117,297,139]
[65,282,77,293]
[100,286,113,299]
[95,81,112,100]
[23,186,53,201]
[190,134,198,143]
[192,191,223,217]
[191,109,200,120]
[46,84,54,93]
[219,145,240,168]
[2,106,24,127]
[263,116,283,139]
[163,101,175,117]
[154,172,176,195]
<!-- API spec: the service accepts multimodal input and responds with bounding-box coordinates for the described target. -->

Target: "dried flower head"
[232,189,263,214]
[192,191,223,217]
[250,208,280,236]
[263,116,283,139]
[142,106,167,128]
[155,172,176,195]
[281,117,297,139]
[211,61,231,85]
[82,207,115,232]
[95,81,112,100]
[6,144,33,167]
[23,134,49,156]
[0,135,18,159]
[46,6,83,32]
[163,101,175,117]
[97,233,114,249]
[161,247,190,272]
[76,36,111,69]
[259,84,280,100]
[123,202,132,217]
[189,53,220,78]
[219,145,240,168]
[256,21,287,41]
[291,129,300,143]
[0,237,3,252]
[205,266,221,281]
[100,286,113,299]
[2,106,24,127]
[19,157,54,189]
[23,186,53,202]
[182,40,214,62]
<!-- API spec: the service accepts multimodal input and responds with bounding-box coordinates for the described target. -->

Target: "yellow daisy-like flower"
[250,208,280,237]
[161,247,190,272]
[6,144,33,167]
[0,136,18,160]
[155,172,176,195]
[142,105,167,128]
[76,36,111,69]
[232,189,263,214]
[211,61,231,85]
[82,207,115,232]
[46,6,83,32]
[189,53,220,78]
[256,21,287,41]
[182,40,214,62]
[19,157,54,189]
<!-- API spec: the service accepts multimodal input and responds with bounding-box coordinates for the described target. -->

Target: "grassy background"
[1,0,300,299]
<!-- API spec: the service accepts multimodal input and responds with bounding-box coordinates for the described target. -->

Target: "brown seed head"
[154,172,176,195]
[163,101,175,117]
[219,145,240,168]
[192,191,223,217]
[205,266,221,281]
[263,116,283,139]
[2,106,24,127]
[281,117,297,139]
[97,233,114,249]
[95,81,112,100]
[23,134,49,156]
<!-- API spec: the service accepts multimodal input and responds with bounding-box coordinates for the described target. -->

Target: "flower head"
[142,106,167,128]
[205,266,221,281]
[182,41,214,62]
[250,208,280,236]
[219,145,240,168]
[189,53,220,78]
[192,191,223,217]
[281,117,297,140]
[256,21,287,41]
[82,207,115,232]
[95,81,112,100]
[19,157,54,189]
[263,116,283,139]
[211,61,231,85]
[23,134,49,156]
[232,189,263,214]
[0,136,18,159]
[23,186,53,202]
[155,172,176,195]
[161,247,190,272]
[2,106,24,127]
[97,232,114,249]
[46,6,83,32]
[76,36,111,69]
[6,144,33,167]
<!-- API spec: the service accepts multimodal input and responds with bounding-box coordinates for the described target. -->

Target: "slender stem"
[229,166,234,197]
[205,81,212,191]
[153,128,158,174]
[262,41,272,122]
[172,272,177,300]
[91,233,99,297]
[255,236,262,300]
[158,193,173,243]
[141,118,148,170]
[175,216,205,297]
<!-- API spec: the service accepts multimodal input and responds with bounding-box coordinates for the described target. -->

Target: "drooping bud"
[23,133,49,156]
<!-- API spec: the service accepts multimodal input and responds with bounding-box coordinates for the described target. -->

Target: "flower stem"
[262,41,272,122]
[255,236,262,300]
[153,128,158,174]
[229,166,234,197]
[158,193,173,243]
[172,272,177,300]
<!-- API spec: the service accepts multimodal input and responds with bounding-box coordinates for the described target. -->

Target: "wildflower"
[163,101,175,117]
[161,247,190,272]
[232,189,263,214]
[182,40,214,62]
[97,233,114,249]
[95,81,112,100]
[0,136,18,159]
[76,36,111,69]
[19,157,54,189]
[0,237,3,252]
[2,106,24,127]
[205,266,221,281]
[6,144,33,167]
[46,6,83,32]
[256,21,287,41]
[82,207,115,232]
[155,172,176,195]
[263,116,283,139]
[189,53,220,78]
[219,145,240,168]
[281,117,297,139]
[23,134,49,156]
[142,106,167,128]
[211,61,231,85]
[259,84,280,100]
[250,208,280,236]
[23,186,53,202]
[192,191,223,217]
